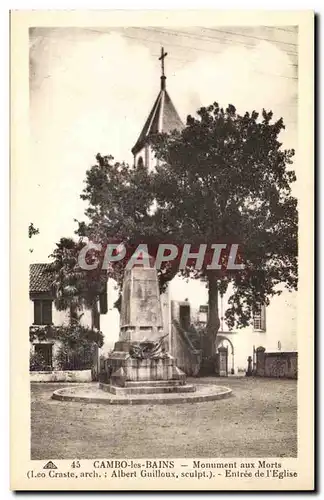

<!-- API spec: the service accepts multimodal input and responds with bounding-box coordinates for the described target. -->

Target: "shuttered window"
[253,304,266,331]
[33,300,53,325]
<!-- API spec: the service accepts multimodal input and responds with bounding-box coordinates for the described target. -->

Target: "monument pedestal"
[103,262,193,396]
[105,341,191,395]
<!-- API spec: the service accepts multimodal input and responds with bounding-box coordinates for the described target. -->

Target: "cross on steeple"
[159,47,168,76]
[159,47,168,90]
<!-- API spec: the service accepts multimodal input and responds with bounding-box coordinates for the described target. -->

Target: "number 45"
[71,461,80,468]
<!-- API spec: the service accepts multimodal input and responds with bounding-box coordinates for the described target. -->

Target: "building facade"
[29,263,108,375]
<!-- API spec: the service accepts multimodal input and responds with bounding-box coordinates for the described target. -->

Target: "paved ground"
[31,377,297,460]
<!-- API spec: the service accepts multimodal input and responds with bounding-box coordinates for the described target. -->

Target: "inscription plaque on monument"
[120,266,163,342]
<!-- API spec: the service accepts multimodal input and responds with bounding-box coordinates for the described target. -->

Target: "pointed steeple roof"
[131,48,184,156]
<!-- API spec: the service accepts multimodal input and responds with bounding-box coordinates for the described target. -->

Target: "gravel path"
[31,377,297,459]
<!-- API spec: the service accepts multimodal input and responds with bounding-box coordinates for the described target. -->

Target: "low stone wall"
[255,347,297,379]
[30,369,92,382]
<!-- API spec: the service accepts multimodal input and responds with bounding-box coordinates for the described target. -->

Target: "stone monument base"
[103,341,194,396]
[100,380,196,396]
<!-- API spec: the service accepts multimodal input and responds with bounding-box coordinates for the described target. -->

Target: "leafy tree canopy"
[48,237,106,324]
[150,103,297,330]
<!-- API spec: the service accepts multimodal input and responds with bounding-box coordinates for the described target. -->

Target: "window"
[253,304,266,331]
[34,343,53,370]
[198,305,208,324]
[33,300,53,325]
[137,156,144,167]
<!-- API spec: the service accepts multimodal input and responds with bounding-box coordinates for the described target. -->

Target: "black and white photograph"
[10,10,314,491]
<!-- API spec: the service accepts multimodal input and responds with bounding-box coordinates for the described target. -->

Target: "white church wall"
[148,144,157,170]
[167,275,297,373]
[261,289,297,352]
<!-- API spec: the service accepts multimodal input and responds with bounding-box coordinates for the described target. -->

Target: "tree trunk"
[69,304,77,326]
[91,299,100,330]
[207,272,221,346]
[200,271,220,375]
[91,299,100,381]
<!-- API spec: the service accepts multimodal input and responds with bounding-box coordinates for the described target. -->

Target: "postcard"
[10,9,314,491]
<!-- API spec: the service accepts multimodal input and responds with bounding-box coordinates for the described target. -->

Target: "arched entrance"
[216,335,235,375]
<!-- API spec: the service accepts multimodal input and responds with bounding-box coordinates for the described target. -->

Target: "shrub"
[54,323,103,371]
[55,342,97,371]
[29,323,104,346]
[30,350,48,371]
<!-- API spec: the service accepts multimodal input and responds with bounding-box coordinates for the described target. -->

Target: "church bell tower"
[131,47,184,170]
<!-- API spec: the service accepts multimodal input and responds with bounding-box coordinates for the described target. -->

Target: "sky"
[29,25,298,265]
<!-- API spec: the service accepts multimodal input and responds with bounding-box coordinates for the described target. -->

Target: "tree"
[49,237,106,327]
[77,153,179,309]
[150,103,297,373]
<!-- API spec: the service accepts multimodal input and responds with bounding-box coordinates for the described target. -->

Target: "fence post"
[252,345,256,373]
[218,346,228,377]
[255,346,266,376]
[246,356,253,376]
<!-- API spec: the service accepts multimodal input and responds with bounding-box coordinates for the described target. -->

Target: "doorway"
[179,304,190,330]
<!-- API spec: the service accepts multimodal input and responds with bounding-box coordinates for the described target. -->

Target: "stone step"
[100,383,196,396]
[124,380,186,387]
[53,384,233,406]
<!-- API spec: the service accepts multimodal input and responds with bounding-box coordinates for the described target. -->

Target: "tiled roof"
[29,263,54,294]
[132,88,184,156]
